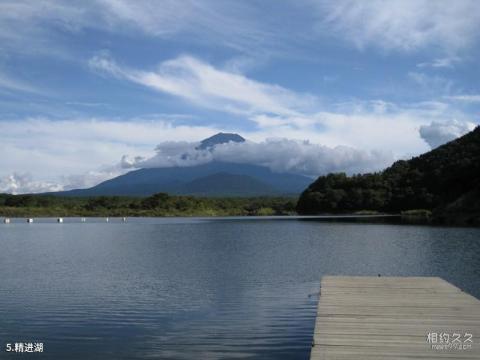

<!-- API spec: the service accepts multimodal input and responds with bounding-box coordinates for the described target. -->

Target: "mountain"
[297,126,480,224]
[196,132,245,150]
[58,162,311,197]
[53,133,311,197]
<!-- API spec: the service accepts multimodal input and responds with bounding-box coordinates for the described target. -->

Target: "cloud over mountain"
[419,119,476,149]
[124,137,393,177]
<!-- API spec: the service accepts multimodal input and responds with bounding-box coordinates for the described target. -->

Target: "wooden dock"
[310,276,480,359]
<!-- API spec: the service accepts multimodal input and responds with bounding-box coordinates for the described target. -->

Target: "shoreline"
[2,213,478,228]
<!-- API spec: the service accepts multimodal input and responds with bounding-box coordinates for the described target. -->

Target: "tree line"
[0,193,297,217]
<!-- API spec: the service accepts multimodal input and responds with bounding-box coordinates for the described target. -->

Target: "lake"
[1,217,479,359]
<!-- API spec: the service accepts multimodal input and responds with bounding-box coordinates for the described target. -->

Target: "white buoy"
[105,217,109,222]
[81,217,86,222]
[27,218,33,223]
[4,218,10,224]
[57,217,63,223]
[122,217,127,222]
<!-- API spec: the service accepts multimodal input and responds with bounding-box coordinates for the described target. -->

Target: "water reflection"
[0,218,479,359]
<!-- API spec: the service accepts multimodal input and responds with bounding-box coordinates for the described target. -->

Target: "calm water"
[1,217,479,359]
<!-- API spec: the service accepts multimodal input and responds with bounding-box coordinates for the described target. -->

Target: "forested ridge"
[297,126,480,224]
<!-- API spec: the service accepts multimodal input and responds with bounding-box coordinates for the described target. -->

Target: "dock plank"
[310,276,480,359]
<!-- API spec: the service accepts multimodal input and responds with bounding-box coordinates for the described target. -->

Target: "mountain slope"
[56,161,311,197]
[297,126,480,224]
[181,172,277,196]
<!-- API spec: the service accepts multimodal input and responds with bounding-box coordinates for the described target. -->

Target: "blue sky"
[1,0,479,193]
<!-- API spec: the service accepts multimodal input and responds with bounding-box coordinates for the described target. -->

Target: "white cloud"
[0,71,38,94]
[126,138,393,177]
[98,0,274,52]
[445,95,480,103]
[1,44,477,195]
[0,2,478,194]
[0,1,95,58]
[0,173,63,194]
[0,117,224,193]
[90,54,479,157]
[0,0,279,58]
[0,105,476,194]
[89,54,316,120]
[417,57,461,69]
[419,119,476,148]
[1,164,130,194]
[89,54,473,155]
[0,115,397,193]
[408,72,453,91]
[60,167,126,191]
[2,1,480,62]
[315,0,480,53]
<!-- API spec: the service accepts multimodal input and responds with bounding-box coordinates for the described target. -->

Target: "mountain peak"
[197,132,245,150]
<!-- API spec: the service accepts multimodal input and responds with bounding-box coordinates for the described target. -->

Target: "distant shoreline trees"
[0,193,297,217]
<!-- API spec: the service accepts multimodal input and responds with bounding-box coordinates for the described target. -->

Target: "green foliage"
[0,193,297,217]
[139,193,170,209]
[256,207,275,216]
[297,126,480,217]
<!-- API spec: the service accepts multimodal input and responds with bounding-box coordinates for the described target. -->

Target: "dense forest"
[297,126,480,225]
[0,193,297,217]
